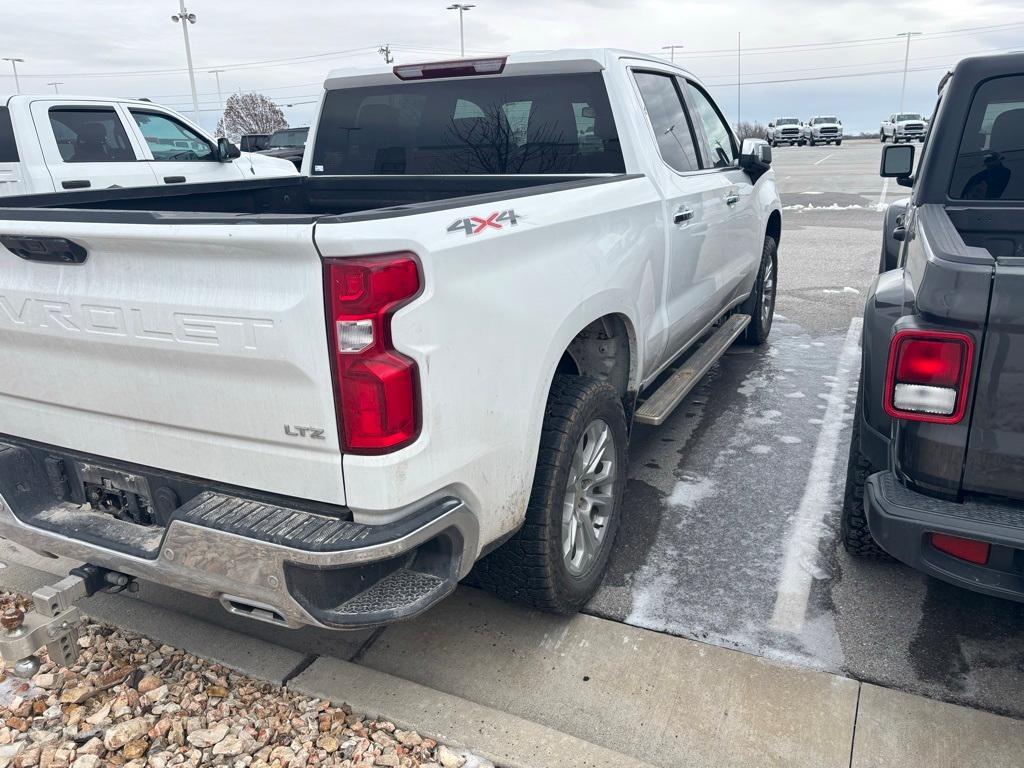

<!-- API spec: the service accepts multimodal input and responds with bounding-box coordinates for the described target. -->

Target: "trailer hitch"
[0,565,136,677]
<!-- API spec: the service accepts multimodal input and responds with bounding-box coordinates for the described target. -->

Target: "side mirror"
[880,143,915,186]
[217,138,241,162]
[739,138,772,174]
[768,122,775,128]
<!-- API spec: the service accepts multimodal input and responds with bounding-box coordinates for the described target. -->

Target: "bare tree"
[216,93,288,142]
[734,120,768,141]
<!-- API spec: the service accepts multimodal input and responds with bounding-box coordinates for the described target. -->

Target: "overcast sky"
[1,0,1021,133]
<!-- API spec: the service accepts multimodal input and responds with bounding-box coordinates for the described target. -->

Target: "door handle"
[61,179,90,189]
[673,206,694,224]
[725,192,740,206]
[164,176,187,184]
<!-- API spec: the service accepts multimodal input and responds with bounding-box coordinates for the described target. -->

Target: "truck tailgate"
[962,259,1024,502]
[0,221,345,505]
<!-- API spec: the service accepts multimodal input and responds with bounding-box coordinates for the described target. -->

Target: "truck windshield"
[951,74,1024,201]
[896,113,922,121]
[269,128,308,148]
[813,117,837,124]
[311,73,625,175]
[777,118,798,125]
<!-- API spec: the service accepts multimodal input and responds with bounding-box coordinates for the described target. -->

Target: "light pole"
[47,81,63,93]
[446,4,475,58]
[171,2,200,123]
[2,58,24,95]
[897,31,921,113]
[737,32,742,126]
[662,45,684,64]
[208,68,225,118]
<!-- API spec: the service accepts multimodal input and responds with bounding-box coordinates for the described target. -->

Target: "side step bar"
[635,314,751,426]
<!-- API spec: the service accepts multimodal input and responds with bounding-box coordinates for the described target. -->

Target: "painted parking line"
[876,177,890,209]
[813,153,833,166]
[770,316,862,635]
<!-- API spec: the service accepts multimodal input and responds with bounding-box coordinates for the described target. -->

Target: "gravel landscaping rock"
[0,593,494,768]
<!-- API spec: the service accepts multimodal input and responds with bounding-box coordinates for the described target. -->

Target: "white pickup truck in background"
[765,117,802,146]
[0,95,297,196]
[0,49,781,642]
[801,115,843,146]
[880,112,929,143]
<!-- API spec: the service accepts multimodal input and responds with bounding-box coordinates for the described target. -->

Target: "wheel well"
[557,314,634,401]
[766,209,782,246]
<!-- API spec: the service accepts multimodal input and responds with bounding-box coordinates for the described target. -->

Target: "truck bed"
[0,174,630,223]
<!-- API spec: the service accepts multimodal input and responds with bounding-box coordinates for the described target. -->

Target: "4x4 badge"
[447,209,518,236]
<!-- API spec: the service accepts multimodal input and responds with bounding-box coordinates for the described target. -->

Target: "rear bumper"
[865,471,1024,602]
[0,439,479,630]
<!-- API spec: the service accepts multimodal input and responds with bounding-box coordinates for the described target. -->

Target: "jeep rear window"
[311,73,625,175]
[0,106,19,162]
[951,74,1024,201]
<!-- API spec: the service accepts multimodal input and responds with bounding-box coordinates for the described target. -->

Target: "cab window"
[0,107,17,162]
[684,81,737,168]
[633,71,700,172]
[950,74,1024,201]
[48,108,136,163]
[129,110,215,161]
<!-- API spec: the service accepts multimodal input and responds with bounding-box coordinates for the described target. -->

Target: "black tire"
[836,140,842,146]
[739,235,778,345]
[841,381,890,557]
[880,132,886,143]
[472,375,627,613]
[809,138,816,146]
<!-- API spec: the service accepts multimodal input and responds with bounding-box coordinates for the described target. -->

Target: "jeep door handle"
[725,193,740,206]
[674,206,694,224]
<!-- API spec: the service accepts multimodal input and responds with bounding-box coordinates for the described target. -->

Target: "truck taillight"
[883,330,974,424]
[324,254,421,454]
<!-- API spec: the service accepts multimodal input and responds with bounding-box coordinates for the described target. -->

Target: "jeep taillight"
[324,254,421,454]
[883,330,974,424]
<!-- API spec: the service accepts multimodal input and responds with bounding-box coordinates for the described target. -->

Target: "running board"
[634,315,751,426]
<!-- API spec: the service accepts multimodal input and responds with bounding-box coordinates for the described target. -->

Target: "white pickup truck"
[801,115,843,146]
[0,49,781,643]
[0,94,297,196]
[765,117,802,146]
[879,112,928,143]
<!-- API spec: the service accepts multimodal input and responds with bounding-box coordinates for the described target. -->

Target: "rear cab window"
[950,74,1024,201]
[48,107,136,163]
[0,106,17,162]
[310,73,625,175]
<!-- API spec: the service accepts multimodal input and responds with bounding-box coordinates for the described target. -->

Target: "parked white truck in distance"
[880,112,928,143]
[0,95,297,196]
[0,49,781,655]
[766,117,802,146]
[801,115,843,146]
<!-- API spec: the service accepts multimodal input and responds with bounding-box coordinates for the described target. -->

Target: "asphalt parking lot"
[3,140,1022,729]
[590,138,1024,720]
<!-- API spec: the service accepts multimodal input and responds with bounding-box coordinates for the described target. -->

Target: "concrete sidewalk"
[3,550,1023,768]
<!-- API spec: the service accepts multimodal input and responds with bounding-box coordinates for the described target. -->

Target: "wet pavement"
[588,141,1024,719]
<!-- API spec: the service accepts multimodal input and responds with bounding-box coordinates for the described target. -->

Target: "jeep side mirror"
[217,137,241,162]
[881,143,914,186]
[739,138,772,175]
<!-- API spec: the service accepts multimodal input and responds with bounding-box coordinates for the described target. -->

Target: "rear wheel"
[740,235,777,345]
[842,380,889,557]
[472,375,627,613]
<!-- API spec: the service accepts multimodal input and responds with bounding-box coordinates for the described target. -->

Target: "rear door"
[29,101,159,191]
[0,106,23,196]
[955,74,1024,500]
[0,220,345,505]
[124,108,244,186]
[630,69,721,360]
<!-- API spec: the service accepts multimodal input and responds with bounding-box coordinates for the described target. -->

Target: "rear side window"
[48,108,136,163]
[951,74,1024,201]
[633,71,699,173]
[684,82,737,169]
[0,106,17,162]
[129,110,215,161]
[311,73,625,175]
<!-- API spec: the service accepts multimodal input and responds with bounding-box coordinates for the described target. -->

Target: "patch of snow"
[667,476,715,509]
[778,435,802,444]
[748,444,772,454]
[785,391,806,399]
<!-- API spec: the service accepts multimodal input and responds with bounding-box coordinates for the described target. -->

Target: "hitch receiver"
[0,565,135,677]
